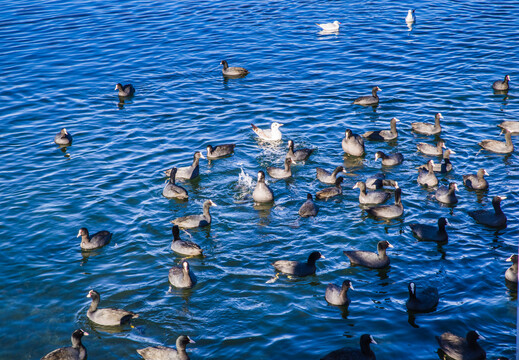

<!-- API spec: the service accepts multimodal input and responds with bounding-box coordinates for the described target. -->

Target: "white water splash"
[238,167,254,189]
[234,167,254,202]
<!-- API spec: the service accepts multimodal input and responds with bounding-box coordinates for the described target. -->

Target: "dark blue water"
[0,1,517,359]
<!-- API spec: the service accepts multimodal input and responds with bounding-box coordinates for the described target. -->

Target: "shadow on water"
[493,88,509,99]
[117,94,134,109]
[376,266,391,282]
[502,152,513,166]
[343,154,366,171]
[80,249,103,266]
[436,243,447,260]
[407,305,439,329]
[505,280,517,301]
[465,188,489,204]
[253,202,273,226]
[407,312,419,328]
[339,305,350,320]
[57,145,71,158]
[86,319,136,335]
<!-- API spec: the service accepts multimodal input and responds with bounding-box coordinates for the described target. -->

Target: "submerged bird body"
[353,181,390,205]
[251,122,283,141]
[417,160,439,187]
[366,188,403,219]
[505,255,518,283]
[169,261,197,288]
[41,329,88,360]
[77,227,112,250]
[316,20,340,32]
[343,240,393,269]
[54,128,73,146]
[170,225,203,256]
[206,144,235,159]
[375,151,403,166]
[299,193,319,217]
[468,196,507,228]
[171,200,216,228]
[410,217,448,243]
[272,251,324,277]
[165,152,204,180]
[316,177,343,200]
[362,118,399,141]
[463,169,489,190]
[115,83,135,97]
[412,113,442,135]
[353,86,381,106]
[342,129,365,156]
[436,331,486,360]
[220,60,249,77]
[286,140,314,162]
[435,183,458,204]
[316,166,346,184]
[417,140,446,156]
[137,335,195,360]
[325,280,353,306]
[253,171,274,203]
[321,334,377,360]
[479,130,513,154]
[492,74,510,91]
[163,168,189,199]
[267,158,292,179]
[406,282,439,312]
[86,290,138,326]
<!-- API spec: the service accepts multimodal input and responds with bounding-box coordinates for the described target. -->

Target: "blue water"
[0,0,517,359]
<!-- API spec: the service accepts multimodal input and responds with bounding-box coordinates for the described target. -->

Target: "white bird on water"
[316,20,340,32]
[405,9,416,23]
[251,122,283,141]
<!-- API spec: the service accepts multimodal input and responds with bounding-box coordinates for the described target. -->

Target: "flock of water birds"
[45,9,517,360]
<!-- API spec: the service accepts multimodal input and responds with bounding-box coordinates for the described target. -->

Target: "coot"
[272,251,325,277]
[343,240,393,269]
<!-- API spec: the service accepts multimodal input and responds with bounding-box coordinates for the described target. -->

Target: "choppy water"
[0,0,517,359]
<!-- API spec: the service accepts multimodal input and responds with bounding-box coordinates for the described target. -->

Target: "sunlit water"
[0,0,517,359]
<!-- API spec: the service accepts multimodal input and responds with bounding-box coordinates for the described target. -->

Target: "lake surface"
[0,0,517,359]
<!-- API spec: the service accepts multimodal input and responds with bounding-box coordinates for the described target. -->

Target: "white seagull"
[405,9,416,23]
[251,122,283,141]
[316,21,340,32]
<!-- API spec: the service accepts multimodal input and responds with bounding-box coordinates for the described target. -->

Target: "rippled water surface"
[0,0,518,359]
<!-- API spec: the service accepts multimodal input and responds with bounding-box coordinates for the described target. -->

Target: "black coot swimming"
[54,128,73,146]
[468,195,507,228]
[41,329,88,360]
[298,193,319,217]
[325,280,354,306]
[220,60,249,77]
[353,86,381,106]
[436,330,486,360]
[409,217,448,243]
[321,334,377,360]
[86,290,139,326]
[343,240,393,269]
[272,251,325,277]
[137,335,195,360]
[406,282,439,312]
